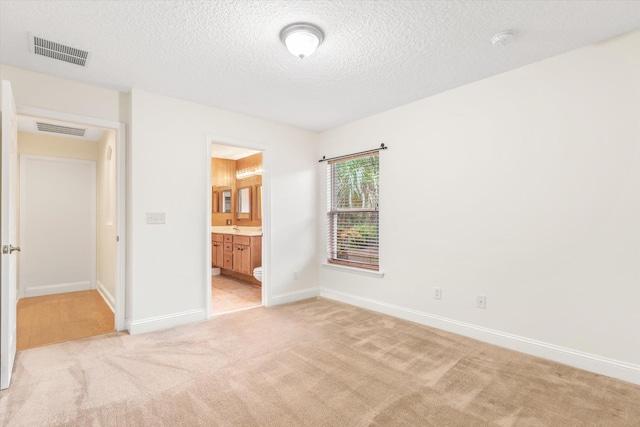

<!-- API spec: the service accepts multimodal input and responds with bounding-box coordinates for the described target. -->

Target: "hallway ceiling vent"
[36,122,87,137]
[28,32,91,67]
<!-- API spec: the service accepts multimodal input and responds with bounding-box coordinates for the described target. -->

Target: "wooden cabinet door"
[215,247,224,268]
[233,244,252,275]
[212,243,224,267]
[223,253,233,270]
[212,234,224,267]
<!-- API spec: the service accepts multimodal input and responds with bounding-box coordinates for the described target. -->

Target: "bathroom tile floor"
[211,275,262,315]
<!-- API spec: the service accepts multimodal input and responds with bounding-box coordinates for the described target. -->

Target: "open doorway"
[209,143,264,315]
[15,114,122,349]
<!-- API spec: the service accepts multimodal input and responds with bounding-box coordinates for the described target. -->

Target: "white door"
[1,80,19,390]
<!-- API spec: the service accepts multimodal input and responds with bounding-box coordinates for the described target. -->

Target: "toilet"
[253,266,262,282]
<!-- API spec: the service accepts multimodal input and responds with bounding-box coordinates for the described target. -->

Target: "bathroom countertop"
[211,226,262,236]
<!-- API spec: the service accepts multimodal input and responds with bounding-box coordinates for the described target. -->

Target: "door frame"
[205,134,271,317]
[1,79,19,389]
[18,106,127,331]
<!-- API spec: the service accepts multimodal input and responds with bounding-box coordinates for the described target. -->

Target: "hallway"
[17,290,114,350]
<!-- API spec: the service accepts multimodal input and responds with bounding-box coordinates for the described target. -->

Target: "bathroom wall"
[211,153,262,227]
[211,157,235,226]
[317,30,640,384]
[235,152,262,227]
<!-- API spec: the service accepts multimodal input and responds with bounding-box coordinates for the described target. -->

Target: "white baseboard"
[320,288,640,386]
[128,309,207,335]
[24,281,91,298]
[269,287,320,306]
[96,280,115,313]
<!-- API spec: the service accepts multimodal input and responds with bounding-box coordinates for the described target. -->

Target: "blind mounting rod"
[319,143,388,163]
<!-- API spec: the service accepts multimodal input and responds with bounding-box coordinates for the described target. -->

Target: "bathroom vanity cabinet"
[223,234,234,270]
[212,233,262,279]
[211,233,224,267]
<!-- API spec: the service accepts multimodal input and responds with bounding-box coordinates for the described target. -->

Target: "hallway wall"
[96,130,117,310]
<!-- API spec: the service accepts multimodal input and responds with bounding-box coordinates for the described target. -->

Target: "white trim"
[211,304,262,316]
[320,288,640,386]
[205,140,213,318]
[19,155,97,298]
[321,262,385,278]
[17,106,127,332]
[24,281,91,298]
[270,287,320,305]
[96,280,115,313]
[205,134,271,316]
[128,309,207,335]
[18,107,122,132]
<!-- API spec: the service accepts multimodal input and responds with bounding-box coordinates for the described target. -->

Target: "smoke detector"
[491,31,515,47]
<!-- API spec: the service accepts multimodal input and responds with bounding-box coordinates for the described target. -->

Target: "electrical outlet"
[433,287,442,300]
[226,219,232,225]
[476,295,486,309]
[293,271,299,280]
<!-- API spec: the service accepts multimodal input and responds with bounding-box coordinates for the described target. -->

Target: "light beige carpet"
[1,297,639,426]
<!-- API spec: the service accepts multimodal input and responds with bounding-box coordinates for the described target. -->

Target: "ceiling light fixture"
[280,23,324,59]
[236,165,262,180]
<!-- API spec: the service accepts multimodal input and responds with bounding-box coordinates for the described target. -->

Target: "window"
[326,152,379,270]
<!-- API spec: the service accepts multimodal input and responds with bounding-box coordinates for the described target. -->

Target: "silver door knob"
[2,245,20,254]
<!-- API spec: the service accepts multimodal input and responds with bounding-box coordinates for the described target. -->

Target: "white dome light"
[280,23,324,59]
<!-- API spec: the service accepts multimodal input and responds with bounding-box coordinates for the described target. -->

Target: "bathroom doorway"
[208,141,265,315]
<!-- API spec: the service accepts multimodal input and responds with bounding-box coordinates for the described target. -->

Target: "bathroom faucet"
[233,225,240,232]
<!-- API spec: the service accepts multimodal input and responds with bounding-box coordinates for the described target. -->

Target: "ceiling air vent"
[28,32,90,67]
[36,122,86,137]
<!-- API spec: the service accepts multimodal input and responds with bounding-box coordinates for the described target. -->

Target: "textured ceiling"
[1,1,639,131]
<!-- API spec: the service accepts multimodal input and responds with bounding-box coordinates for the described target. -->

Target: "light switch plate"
[147,212,166,224]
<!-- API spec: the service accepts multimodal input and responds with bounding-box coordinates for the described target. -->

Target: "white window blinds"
[326,152,379,270]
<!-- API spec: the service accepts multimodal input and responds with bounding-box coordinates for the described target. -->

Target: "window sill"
[321,263,385,279]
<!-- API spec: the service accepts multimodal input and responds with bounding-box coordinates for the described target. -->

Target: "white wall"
[2,66,320,334]
[18,132,99,161]
[318,30,640,384]
[97,130,117,310]
[128,89,318,332]
[0,65,128,124]
[17,132,99,298]
[6,28,639,384]
[19,155,96,297]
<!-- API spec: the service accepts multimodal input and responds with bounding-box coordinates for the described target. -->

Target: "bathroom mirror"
[212,190,220,213]
[221,189,232,213]
[237,187,251,220]
[254,185,262,220]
